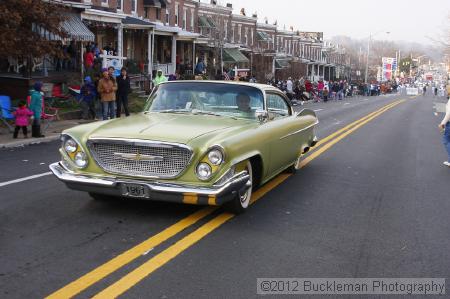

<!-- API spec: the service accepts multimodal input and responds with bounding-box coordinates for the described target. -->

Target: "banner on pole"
[382,57,397,81]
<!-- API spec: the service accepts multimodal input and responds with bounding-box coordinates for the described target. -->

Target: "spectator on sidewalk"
[332,82,340,100]
[84,49,95,72]
[317,80,325,99]
[108,66,117,83]
[323,85,329,102]
[153,69,168,86]
[116,67,131,118]
[97,68,117,120]
[79,76,97,120]
[337,81,345,100]
[195,57,205,75]
[286,77,294,100]
[12,100,33,139]
[440,84,450,167]
[29,82,45,138]
[305,79,313,100]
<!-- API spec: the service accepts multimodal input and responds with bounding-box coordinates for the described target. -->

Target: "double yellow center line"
[46,99,405,299]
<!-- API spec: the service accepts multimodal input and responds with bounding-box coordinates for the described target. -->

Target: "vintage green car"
[50,81,318,213]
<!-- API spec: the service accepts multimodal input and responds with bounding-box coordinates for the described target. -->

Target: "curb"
[0,135,60,149]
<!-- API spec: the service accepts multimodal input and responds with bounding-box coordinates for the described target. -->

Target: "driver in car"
[236,93,252,114]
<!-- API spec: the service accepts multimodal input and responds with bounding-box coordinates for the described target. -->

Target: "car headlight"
[196,163,212,180]
[64,138,78,153]
[61,135,89,169]
[207,149,224,165]
[74,152,88,168]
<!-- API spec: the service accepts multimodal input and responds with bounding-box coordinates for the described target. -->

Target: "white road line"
[313,109,324,112]
[0,172,52,187]
[344,103,351,105]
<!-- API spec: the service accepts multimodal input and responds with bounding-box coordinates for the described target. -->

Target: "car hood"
[86,113,253,144]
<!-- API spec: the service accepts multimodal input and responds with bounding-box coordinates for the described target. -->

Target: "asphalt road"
[1,93,449,298]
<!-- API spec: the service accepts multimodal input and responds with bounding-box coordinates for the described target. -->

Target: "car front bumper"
[49,162,251,206]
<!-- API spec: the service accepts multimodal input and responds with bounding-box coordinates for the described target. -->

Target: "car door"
[265,92,303,174]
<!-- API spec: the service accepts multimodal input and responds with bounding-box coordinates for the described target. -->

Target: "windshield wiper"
[154,109,191,114]
[192,110,221,116]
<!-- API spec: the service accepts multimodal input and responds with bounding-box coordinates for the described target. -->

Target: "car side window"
[266,93,290,119]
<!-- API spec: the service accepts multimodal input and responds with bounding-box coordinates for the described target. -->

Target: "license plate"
[121,183,150,198]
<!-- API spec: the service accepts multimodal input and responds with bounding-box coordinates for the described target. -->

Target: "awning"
[143,0,167,8]
[256,31,270,42]
[122,16,154,29]
[154,23,179,34]
[275,59,290,69]
[33,14,94,42]
[198,16,212,28]
[206,17,216,28]
[62,14,95,41]
[223,48,249,63]
[177,30,200,40]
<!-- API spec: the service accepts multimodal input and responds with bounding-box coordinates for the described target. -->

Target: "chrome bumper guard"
[49,162,251,206]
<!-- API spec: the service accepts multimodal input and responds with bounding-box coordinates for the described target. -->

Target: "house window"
[183,8,187,30]
[190,9,195,31]
[244,27,248,45]
[166,9,170,25]
[101,0,108,6]
[116,0,122,10]
[156,8,161,20]
[224,20,228,40]
[250,29,253,46]
[231,25,235,43]
[238,24,242,43]
[175,3,179,26]
[131,0,137,14]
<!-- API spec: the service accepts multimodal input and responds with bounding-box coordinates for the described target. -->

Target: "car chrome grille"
[87,139,192,178]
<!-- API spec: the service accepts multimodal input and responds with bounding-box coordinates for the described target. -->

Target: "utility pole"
[364,34,371,84]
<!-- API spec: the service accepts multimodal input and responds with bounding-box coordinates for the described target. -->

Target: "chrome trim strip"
[279,120,319,140]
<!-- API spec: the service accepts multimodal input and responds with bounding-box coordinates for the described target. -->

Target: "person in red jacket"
[12,100,33,139]
[317,80,325,99]
[84,49,95,70]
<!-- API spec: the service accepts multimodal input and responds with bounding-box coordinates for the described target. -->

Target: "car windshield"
[145,82,265,120]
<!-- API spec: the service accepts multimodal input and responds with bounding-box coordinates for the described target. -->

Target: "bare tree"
[0,0,68,76]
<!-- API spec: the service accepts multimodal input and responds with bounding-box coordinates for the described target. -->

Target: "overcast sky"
[209,0,449,44]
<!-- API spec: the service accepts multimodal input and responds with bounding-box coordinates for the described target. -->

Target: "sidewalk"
[0,119,94,149]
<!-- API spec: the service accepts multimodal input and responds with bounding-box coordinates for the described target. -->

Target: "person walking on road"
[116,67,131,117]
[12,100,33,139]
[97,68,117,120]
[440,85,450,167]
[29,82,45,138]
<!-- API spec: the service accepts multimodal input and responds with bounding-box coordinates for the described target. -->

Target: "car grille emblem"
[114,151,164,162]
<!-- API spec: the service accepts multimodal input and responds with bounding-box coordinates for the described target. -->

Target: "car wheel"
[225,161,253,214]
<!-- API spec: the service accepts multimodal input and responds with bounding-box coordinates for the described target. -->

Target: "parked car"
[50,81,319,213]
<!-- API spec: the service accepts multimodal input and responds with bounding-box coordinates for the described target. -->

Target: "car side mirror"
[255,109,269,123]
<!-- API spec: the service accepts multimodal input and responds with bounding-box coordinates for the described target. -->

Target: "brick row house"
[59,0,350,82]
